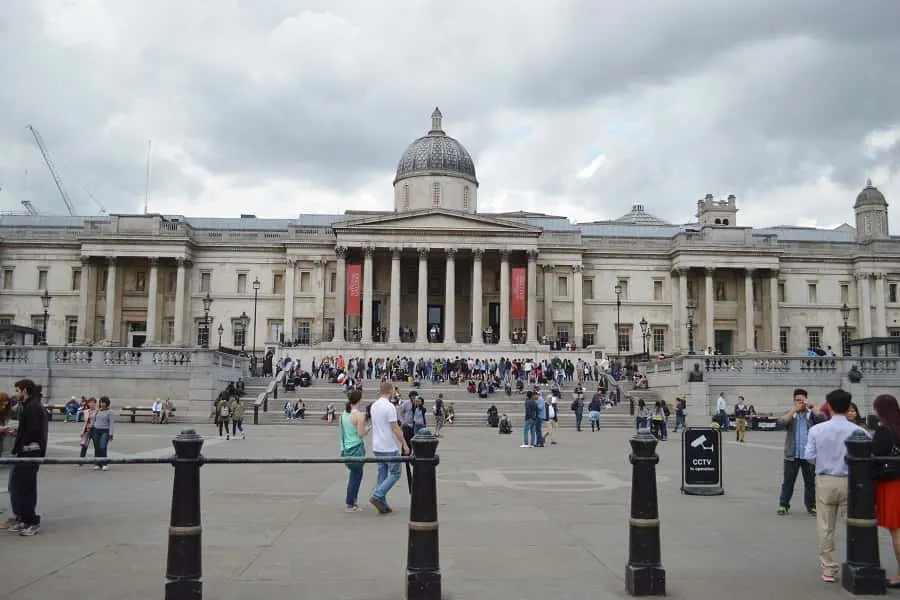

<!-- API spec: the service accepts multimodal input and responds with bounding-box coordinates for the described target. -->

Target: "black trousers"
[402,425,415,493]
[11,462,40,526]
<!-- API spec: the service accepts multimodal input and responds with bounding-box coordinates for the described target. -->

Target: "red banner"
[511,267,527,320]
[346,264,362,316]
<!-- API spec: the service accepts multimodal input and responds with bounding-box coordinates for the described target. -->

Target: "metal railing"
[1,429,442,600]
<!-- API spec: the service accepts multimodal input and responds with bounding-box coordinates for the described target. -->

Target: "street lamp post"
[686,301,697,355]
[840,302,851,356]
[251,277,260,375]
[614,284,622,359]
[217,323,224,349]
[40,289,51,345]
[239,311,250,354]
[201,292,213,348]
[639,316,649,357]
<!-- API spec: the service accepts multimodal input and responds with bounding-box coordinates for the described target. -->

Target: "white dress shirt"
[803,415,867,477]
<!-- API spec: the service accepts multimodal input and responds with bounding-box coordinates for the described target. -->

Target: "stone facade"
[0,109,897,359]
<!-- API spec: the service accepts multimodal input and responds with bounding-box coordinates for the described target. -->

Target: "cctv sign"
[681,427,723,495]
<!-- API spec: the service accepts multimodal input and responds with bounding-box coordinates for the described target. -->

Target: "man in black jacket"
[10,378,47,536]
[521,391,538,448]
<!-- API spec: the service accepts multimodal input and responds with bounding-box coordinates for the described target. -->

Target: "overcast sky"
[2,0,899,228]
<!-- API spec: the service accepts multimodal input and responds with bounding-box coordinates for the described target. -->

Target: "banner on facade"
[511,267,527,320]
[346,264,362,316]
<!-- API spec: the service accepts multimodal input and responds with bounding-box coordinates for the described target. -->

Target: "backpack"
[220,404,230,418]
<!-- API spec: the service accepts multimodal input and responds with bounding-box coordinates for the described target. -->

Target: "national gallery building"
[1,108,898,358]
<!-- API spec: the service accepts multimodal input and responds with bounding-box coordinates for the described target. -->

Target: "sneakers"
[808,508,817,516]
[7,521,25,533]
[777,506,789,515]
[520,444,532,448]
[368,495,389,514]
[345,505,362,513]
[821,574,835,583]
[18,524,40,537]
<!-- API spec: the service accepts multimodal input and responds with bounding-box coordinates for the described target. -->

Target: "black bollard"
[841,430,886,595]
[406,430,441,600]
[626,429,665,596]
[166,430,205,600]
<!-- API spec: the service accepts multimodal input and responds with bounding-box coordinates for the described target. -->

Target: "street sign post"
[681,426,724,496]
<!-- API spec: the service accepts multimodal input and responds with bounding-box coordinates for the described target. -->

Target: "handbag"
[339,413,365,471]
[872,428,900,481]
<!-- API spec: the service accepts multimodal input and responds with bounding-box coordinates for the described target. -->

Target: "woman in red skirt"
[873,394,900,587]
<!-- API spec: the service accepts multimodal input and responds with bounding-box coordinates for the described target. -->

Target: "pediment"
[332,209,541,235]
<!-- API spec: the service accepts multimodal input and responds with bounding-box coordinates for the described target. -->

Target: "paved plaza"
[0,420,895,599]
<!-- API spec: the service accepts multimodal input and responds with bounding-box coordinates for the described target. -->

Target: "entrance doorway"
[128,321,147,348]
[488,302,500,340]
[714,330,734,355]
[427,304,443,342]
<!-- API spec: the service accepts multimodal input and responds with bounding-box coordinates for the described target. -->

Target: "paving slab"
[0,421,894,599]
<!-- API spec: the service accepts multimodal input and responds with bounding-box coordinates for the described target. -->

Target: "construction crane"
[26,124,77,216]
[21,200,39,215]
[82,186,107,215]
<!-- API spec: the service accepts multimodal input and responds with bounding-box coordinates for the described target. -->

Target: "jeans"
[533,419,544,446]
[92,429,110,460]
[575,413,583,431]
[345,466,364,507]
[717,409,728,430]
[523,418,536,445]
[372,450,401,507]
[232,420,244,436]
[674,414,685,431]
[9,462,39,525]
[779,458,816,510]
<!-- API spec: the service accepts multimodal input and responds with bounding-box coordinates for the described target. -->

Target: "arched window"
[432,182,441,207]
[714,218,722,225]
[402,185,410,211]
[463,186,471,210]
[722,218,729,225]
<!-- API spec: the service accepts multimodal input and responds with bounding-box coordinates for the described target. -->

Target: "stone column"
[769,271,780,352]
[573,264,584,346]
[76,257,91,343]
[362,246,374,344]
[678,269,689,351]
[283,258,296,343]
[471,249,484,345]
[389,247,402,343]
[174,258,187,346]
[444,248,456,344]
[744,269,755,352]
[146,257,159,345]
[543,264,554,339]
[312,257,325,342]
[332,247,346,342]
[859,273,872,338]
[499,250,510,344]
[526,251,537,344]
[704,268,715,352]
[417,248,428,342]
[875,272,887,337]
[104,257,117,344]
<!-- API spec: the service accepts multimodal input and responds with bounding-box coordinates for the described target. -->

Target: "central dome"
[394,108,478,186]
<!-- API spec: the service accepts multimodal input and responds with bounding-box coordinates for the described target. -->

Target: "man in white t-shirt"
[369,381,409,514]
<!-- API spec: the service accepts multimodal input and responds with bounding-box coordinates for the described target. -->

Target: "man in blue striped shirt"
[803,389,866,583]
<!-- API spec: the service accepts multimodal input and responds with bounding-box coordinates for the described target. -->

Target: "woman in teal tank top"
[340,390,367,512]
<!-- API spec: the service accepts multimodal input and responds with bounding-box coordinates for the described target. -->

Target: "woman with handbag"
[340,390,368,513]
[872,394,900,587]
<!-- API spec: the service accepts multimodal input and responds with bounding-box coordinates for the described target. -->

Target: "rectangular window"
[37,269,48,290]
[299,271,311,292]
[66,317,78,344]
[752,281,760,303]
[97,269,107,293]
[166,271,176,294]
[31,315,45,332]
[237,273,247,294]
[583,279,594,300]
[686,280,694,302]
[463,186,471,210]
[326,319,335,341]
[557,276,568,297]
[651,327,666,354]
[617,325,632,353]
[296,320,311,345]
[889,328,900,337]
[583,324,596,347]
[165,319,175,344]
[806,327,822,350]
[556,323,570,343]
[200,272,211,293]
[890,283,898,304]
[840,328,854,356]
[329,272,337,294]
[777,282,785,303]
[71,268,82,291]
[779,328,789,354]
[617,280,629,301]
[653,280,663,301]
[402,185,410,211]
[268,319,284,343]
[841,284,850,305]
[273,273,284,294]
[195,318,210,347]
[432,182,441,207]
[135,271,146,292]
[95,317,105,341]
[807,283,817,304]
[232,320,246,347]
[2,268,13,290]
[0,316,12,327]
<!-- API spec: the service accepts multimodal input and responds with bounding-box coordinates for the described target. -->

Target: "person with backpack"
[216,396,231,440]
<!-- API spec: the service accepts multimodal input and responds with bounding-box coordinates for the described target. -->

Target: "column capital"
[80,255,91,266]
[446,247,457,259]
[391,247,402,259]
[106,256,117,266]
[745,267,755,277]
[855,272,870,281]
[285,257,296,268]
[335,246,347,259]
[540,263,555,271]
[499,248,510,260]
[417,247,429,259]
[770,269,780,278]
[312,256,325,267]
[175,257,187,268]
[472,248,484,260]
[674,267,689,276]
[874,272,886,280]
[363,246,375,259]
[704,267,715,276]
[573,264,583,274]
[148,257,160,267]
[527,249,538,261]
